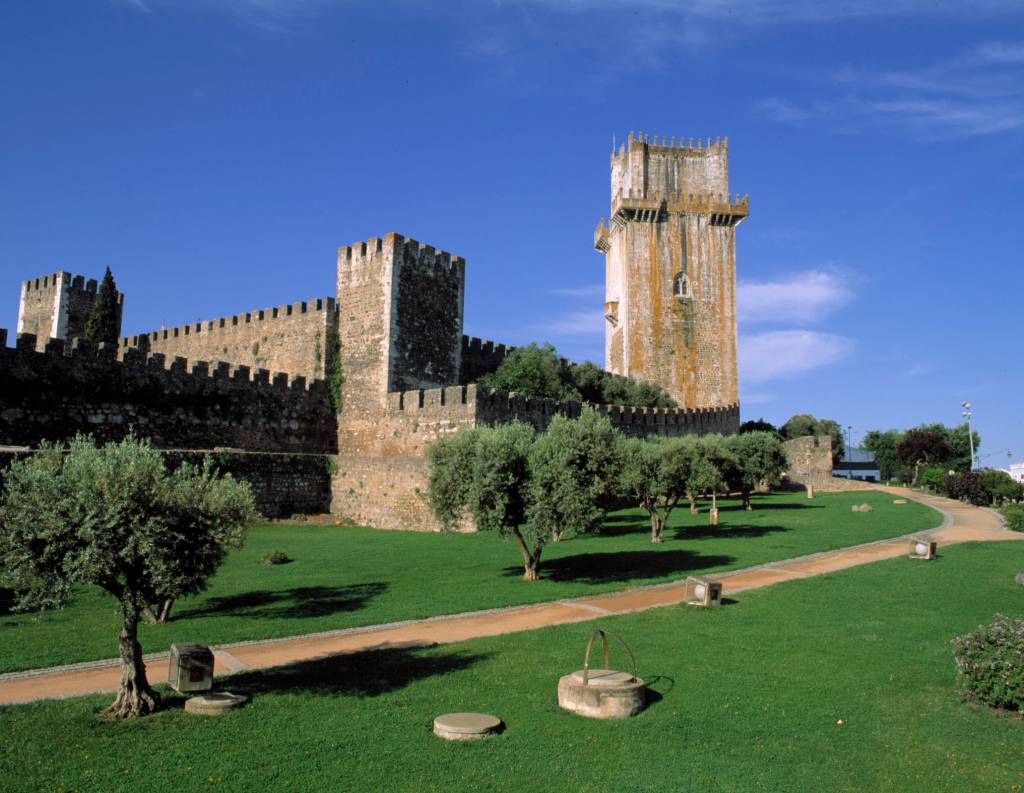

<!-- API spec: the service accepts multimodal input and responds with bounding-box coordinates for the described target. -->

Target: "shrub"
[1001,505,1024,532]
[944,471,987,506]
[262,549,292,566]
[952,614,1024,711]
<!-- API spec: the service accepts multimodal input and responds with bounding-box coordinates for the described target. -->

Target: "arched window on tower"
[673,271,690,299]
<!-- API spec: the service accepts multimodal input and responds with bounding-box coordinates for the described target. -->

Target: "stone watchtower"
[17,272,124,351]
[594,133,747,419]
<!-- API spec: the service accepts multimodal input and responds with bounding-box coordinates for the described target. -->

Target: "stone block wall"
[599,133,743,414]
[331,382,740,531]
[459,335,514,384]
[17,272,124,351]
[336,234,465,414]
[782,435,871,493]
[0,449,333,520]
[120,297,338,384]
[0,330,336,454]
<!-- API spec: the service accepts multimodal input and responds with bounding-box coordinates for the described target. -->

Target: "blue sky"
[1,0,1022,464]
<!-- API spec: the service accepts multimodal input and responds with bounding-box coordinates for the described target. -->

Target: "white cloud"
[549,284,605,298]
[740,330,854,382]
[738,270,852,326]
[756,40,1024,139]
[114,0,333,28]
[534,309,604,337]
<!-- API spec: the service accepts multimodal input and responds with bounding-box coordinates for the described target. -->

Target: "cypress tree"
[84,267,120,346]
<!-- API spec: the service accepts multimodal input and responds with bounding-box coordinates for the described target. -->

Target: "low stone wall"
[782,435,872,493]
[331,383,741,532]
[0,449,333,520]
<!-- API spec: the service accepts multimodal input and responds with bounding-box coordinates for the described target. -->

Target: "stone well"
[557,629,646,720]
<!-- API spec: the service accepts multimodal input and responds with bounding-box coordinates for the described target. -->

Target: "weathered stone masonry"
[6,134,748,530]
[595,133,745,419]
[17,272,124,351]
[0,330,336,453]
[119,297,338,385]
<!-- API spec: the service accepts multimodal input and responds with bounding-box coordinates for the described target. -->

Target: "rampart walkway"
[0,486,1018,706]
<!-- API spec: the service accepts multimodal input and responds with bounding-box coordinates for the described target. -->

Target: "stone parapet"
[0,330,336,453]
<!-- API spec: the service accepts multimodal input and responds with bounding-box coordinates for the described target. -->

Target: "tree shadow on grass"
[599,515,649,537]
[503,550,733,584]
[673,523,789,541]
[220,644,490,699]
[174,583,388,621]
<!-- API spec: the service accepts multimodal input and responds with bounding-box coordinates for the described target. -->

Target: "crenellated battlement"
[0,329,335,453]
[338,232,466,273]
[120,296,337,348]
[612,131,729,159]
[2,330,326,395]
[379,380,739,437]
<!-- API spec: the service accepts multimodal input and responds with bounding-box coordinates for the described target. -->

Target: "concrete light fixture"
[167,643,214,693]
[684,576,723,607]
[908,536,937,560]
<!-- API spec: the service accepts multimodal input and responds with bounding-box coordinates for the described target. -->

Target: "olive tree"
[679,435,735,523]
[0,435,256,719]
[620,436,695,543]
[428,409,622,581]
[427,421,543,580]
[527,408,623,548]
[728,431,789,510]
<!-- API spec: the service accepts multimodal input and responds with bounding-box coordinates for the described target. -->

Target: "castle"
[1,136,745,530]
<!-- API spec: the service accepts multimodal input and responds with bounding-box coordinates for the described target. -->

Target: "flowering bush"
[952,614,1024,711]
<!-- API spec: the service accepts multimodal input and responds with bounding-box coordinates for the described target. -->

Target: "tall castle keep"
[3,137,743,529]
[595,133,746,424]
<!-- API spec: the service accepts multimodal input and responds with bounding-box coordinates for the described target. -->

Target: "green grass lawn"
[2,541,1022,792]
[0,490,941,673]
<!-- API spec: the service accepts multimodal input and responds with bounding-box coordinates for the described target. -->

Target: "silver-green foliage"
[428,409,622,580]
[0,434,257,717]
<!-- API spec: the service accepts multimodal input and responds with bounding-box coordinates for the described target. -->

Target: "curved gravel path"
[0,485,1017,706]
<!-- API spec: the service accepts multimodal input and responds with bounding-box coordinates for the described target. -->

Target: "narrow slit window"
[673,272,689,298]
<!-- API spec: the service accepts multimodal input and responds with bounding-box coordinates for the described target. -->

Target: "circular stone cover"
[568,669,636,687]
[184,691,249,716]
[433,712,502,740]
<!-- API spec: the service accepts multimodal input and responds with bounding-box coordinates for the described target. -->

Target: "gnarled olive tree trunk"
[512,530,543,581]
[102,592,161,719]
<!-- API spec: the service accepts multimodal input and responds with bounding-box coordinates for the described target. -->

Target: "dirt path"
[1,486,1017,706]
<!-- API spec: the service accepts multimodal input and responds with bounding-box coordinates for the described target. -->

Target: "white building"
[1003,462,1024,483]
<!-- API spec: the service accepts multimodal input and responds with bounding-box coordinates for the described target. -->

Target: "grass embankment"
[0,490,939,673]
[2,542,1022,792]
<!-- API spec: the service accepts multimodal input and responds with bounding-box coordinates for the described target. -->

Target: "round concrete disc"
[433,712,502,740]
[184,691,249,716]
[568,669,636,687]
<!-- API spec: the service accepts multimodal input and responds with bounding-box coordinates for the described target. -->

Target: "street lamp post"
[962,402,975,470]
[846,425,853,479]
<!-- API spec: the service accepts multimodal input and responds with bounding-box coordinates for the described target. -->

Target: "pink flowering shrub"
[952,614,1024,711]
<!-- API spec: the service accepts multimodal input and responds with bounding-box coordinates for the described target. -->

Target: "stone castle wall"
[0,448,332,519]
[782,435,871,493]
[459,335,514,384]
[0,329,336,454]
[18,272,124,351]
[119,297,338,384]
[331,382,740,531]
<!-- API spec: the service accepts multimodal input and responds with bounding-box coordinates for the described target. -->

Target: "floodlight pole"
[962,402,975,470]
[846,425,853,479]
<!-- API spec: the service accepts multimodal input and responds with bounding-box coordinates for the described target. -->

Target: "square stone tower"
[17,272,124,351]
[594,133,747,416]
[336,233,466,413]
